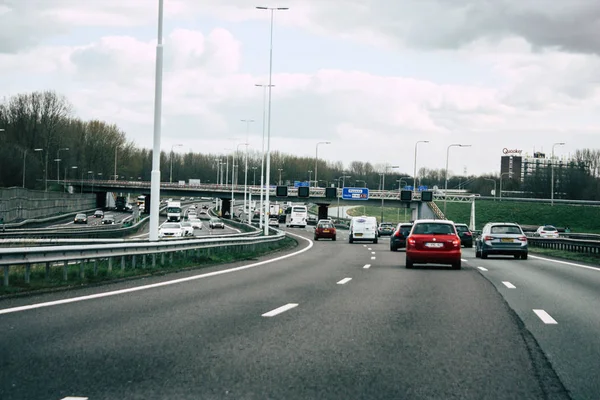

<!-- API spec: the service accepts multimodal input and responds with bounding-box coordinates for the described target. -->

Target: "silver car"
[209,217,225,229]
[475,222,528,260]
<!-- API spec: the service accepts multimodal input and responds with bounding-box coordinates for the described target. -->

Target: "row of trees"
[1,91,600,200]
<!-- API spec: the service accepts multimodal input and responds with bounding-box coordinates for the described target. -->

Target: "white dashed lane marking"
[370,257,376,260]
[363,264,371,269]
[533,309,558,324]
[337,277,352,285]
[477,267,488,271]
[502,281,516,289]
[262,303,299,317]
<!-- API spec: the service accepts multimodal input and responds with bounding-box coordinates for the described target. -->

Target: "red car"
[314,221,336,241]
[405,220,462,269]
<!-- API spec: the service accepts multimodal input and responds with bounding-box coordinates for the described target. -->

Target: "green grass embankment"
[437,200,600,233]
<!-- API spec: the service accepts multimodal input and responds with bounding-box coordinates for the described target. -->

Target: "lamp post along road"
[484,178,497,201]
[241,119,255,221]
[149,0,165,241]
[381,165,399,223]
[499,172,510,201]
[56,147,69,186]
[255,84,274,228]
[444,144,471,216]
[551,142,565,206]
[315,141,331,188]
[257,5,289,235]
[114,146,118,181]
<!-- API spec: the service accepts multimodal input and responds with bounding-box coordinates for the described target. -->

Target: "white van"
[349,216,378,244]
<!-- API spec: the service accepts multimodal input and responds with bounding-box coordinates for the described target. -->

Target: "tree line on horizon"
[1,91,600,200]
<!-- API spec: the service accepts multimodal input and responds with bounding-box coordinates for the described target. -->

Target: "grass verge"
[346,205,412,224]
[0,236,298,297]
[529,247,600,265]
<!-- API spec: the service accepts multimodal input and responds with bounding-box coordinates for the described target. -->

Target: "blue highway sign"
[342,187,369,200]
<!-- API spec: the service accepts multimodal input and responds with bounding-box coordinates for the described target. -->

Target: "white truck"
[166,201,182,222]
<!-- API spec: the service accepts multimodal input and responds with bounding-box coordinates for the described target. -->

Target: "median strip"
[337,277,352,285]
[262,303,299,317]
[533,309,558,324]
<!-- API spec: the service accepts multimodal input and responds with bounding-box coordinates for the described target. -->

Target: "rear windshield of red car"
[318,223,333,229]
[412,223,455,235]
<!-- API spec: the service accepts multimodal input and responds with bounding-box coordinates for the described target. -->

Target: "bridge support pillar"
[221,198,231,219]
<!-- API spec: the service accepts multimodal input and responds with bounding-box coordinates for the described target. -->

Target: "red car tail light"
[395,230,402,237]
[407,237,416,248]
[464,232,472,236]
[483,235,493,241]
[452,239,460,247]
[519,236,528,242]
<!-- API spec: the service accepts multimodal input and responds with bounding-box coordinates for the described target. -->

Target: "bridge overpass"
[65,179,479,220]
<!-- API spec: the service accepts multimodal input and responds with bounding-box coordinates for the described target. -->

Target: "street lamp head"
[34,148,43,152]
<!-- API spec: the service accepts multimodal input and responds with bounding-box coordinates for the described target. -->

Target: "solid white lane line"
[262,303,299,317]
[370,256,376,260]
[363,264,371,269]
[62,397,88,400]
[502,281,516,289]
[477,267,488,271]
[529,255,600,272]
[0,231,313,316]
[533,309,558,324]
[371,251,376,254]
[337,277,352,285]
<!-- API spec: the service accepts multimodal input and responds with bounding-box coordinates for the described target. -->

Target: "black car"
[454,223,473,248]
[390,223,413,251]
[377,222,395,236]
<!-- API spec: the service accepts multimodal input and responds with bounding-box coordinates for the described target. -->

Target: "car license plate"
[355,233,363,237]
[501,238,514,243]
[323,229,330,232]
[425,242,443,248]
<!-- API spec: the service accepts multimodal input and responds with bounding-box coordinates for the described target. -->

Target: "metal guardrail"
[528,237,600,256]
[0,229,286,287]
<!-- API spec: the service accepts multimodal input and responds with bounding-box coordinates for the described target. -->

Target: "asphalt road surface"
[3,226,599,399]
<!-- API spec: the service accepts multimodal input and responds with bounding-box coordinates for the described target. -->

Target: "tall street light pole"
[444,144,471,216]
[56,147,69,186]
[381,165,399,223]
[114,146,118,181]
[252,166,257,186]
[232,142,249,214]
[278,168,283,185]
[483,178,497,201]
[256,5,289,235]
[336,175,351,220]
[413,140,429,191]
[308,170,312,185]
[22,149,28,188]
[149,0,165,241]
[551,142,565,206]
[241,119,255,222]
[255,84,275,229]
[315,141,331,188]
[170,143,183,184]
[499,172,510,201]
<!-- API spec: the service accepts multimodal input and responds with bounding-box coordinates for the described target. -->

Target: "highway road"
[2,226,599,399]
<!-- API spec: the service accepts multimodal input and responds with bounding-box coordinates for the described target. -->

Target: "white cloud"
[1,1,599,177]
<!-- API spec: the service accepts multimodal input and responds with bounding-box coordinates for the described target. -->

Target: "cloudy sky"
[1,0,599,176]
